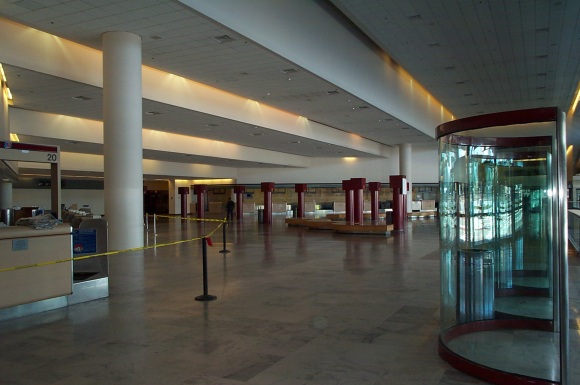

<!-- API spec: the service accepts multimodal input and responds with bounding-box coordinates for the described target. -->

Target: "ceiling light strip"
[570,80,580,115]
[0,63,13,101]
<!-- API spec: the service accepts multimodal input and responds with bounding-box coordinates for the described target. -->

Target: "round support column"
[0,182,12,210]
[295,183,307,218]
[261,182,275,224]
[194,184,208,219]
[369,182,381,222]
[0,74,13,210]
[102,31,143,250]
[399,143,412,214]
[234,186,245,219]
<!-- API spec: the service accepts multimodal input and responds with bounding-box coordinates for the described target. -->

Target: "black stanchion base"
[219,249,231,254]
[195,294,217,302]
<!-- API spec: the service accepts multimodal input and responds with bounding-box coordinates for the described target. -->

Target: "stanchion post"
[219,219,230,254]
[195,237,217,302]
[153,213,157,236]
[145,213,149,231]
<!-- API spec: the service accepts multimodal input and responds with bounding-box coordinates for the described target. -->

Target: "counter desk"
[0,224,73,310]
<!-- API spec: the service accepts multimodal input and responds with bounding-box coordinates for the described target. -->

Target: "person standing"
[226,198,235,221]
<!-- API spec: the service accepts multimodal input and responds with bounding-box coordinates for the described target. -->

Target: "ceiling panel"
[2,0,580,179]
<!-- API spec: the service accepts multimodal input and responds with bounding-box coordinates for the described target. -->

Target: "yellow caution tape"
[0,218,225,273]
[151,215,227,223]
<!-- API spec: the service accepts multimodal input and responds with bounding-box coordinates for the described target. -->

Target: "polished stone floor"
[0,215,579,385]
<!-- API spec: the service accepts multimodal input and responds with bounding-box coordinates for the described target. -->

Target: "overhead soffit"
[0,0,579,176]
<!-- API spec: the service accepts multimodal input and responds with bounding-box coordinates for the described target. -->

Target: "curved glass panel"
[439,126,565,383]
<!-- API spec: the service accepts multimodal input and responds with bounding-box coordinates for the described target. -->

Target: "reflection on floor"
[0,215,578,385]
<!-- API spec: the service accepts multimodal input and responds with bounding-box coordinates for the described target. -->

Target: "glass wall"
[437,108,568,385]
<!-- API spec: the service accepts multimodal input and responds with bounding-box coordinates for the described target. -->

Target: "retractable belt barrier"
[0,216,229,274]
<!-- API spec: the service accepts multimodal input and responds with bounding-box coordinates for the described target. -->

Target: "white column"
[0,75,12,209]
[102,32,143,250]
[0,182,11,210]
[399,143,412,213]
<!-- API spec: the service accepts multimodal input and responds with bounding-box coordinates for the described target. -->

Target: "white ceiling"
[1,0,579,178]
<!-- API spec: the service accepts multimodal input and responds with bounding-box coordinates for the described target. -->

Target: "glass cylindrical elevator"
[437,107,568,385]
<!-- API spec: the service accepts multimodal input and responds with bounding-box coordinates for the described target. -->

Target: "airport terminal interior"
[2,1,580,384]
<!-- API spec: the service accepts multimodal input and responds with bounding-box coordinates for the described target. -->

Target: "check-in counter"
[0,224,72,309]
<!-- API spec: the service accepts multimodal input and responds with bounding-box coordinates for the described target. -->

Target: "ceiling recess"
[212,35,234,43]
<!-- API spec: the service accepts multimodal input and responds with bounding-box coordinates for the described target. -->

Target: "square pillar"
[342,179,354,224]
[193,184,208,219]
[368,182,381,222]
[295,183,308,218]
[389,175,406,231]
[261,182,275,224]
[233,186,245,219]
[178,186,189,218]
[350,178,366,224]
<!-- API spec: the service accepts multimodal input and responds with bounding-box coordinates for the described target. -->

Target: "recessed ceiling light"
[72,96,91,101]
[150,35,162,40]
[289,140,301,144]
[212,35,234,43]
[205,123,218,127]
[358,106,369,109]
[145,111,161,115]
[250,133,262,136]
[326,90,339,95]
[401,127,410,130]
[281,68,298,74]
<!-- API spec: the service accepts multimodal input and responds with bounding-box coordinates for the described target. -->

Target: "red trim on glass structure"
[436,107,558,139]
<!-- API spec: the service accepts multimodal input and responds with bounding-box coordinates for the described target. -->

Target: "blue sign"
[72,228,97,255]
